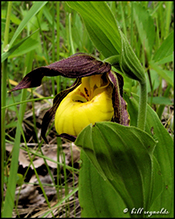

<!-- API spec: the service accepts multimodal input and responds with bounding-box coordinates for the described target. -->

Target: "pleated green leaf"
[75,121,163,217]
[119,31,146,83]
[79,150,129,218]
[67,1,121,58]
[124,92,173,217]
[67,1,146,84]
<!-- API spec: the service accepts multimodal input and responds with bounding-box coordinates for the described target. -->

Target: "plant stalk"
[56,1,61,93]
[1,1,12,210]
[137,81,147,131]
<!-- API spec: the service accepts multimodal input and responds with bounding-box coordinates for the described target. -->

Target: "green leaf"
[8,1,47,49]
[16,173,24,186]
[1,30,39,62]
[149,62,174,87]
[75,121,162,215]
[123,92,173,217]
[148,96,173,105]
[79,150,129,218]
[153,31,174,65]
[67,1,121,58]
[2,90,28,218]
[146,69,160,93]
[133,2,155,61]
[67,1,146,84]
[8,38,39,58]
[10,12,21,25]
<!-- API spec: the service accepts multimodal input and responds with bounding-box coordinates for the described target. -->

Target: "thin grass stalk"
[165,1,172,39]
[65,3,70,54]
[1,1,12,212]
[10,103,55,217]
[41,187,79,217]
[150,80,156,108]
[158,2,164,42]
[9,2,47,49]
[68,13,76,88]
[56,1,63,201]
[69,13,75,54]
[157,75,163,97]
[26,49,40,143]
[31,89,39,143]
[36,14,48,61]
[56,138,62,200]
[1,60,8,210]
[2,87,27,217]
[150,1,163,17]
[21,145,55,217]
[155,10,160,50]
[2,96,54,110]
[19,143,79,172]
[51,2,56,96]
[21,114,56,194]
[5,133,15,142]
[119,2,127,37]
[61,3,71,90]
[39,147,57,186]
[3,3,12,48]
[31,164,55,217]
[130,2,134,48]
[52,2,55,63]
[70,143,76,217]
[4,47,34,215]
[56,1,61,93]
[137,81,147,131]
[6,89,78,216]
[4,127,21,216]
[63,153,70,217]
[157,84,172,119]
[36,14,52,96]
[7,82,40,214]
[59,151,65,216]
[51,78,56,95]
[10,51,32,213]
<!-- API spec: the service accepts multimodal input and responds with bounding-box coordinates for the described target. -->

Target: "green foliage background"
[1,1,174,218]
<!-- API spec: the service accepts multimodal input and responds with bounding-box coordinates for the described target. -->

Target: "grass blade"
[1,30,39,62]
[2,89,27,217]
[8,1,47,49]
[1,1,12,212]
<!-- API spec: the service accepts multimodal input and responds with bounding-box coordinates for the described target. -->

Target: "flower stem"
[137,81,147,131]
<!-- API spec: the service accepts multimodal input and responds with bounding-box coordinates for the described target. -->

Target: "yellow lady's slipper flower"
[55,74,114,136]
[10,53,129,142]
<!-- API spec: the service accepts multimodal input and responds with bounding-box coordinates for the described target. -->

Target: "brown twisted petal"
[10,53,111,92]
[120,96,130,126]
[108,70,130,126]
